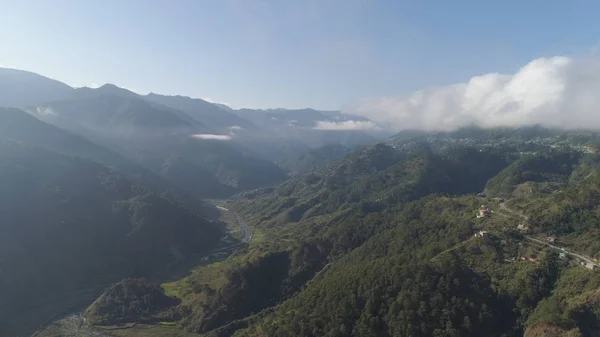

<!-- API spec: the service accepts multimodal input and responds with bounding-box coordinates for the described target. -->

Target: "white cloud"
[202,97,231,107]
[228,125,243,130]
[88,83,100,89]
[35,106,56,116]
[313,120,379,131]
[345,56,600,131]
[123,86,142,94]
[190,134,233,141]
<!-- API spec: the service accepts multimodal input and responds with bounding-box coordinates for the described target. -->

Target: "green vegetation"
[180,142,600,337]
[162,281,183,299]
[277,144,353,173]
[27,126,600,337]
[485,150,581,196]
[0,141,222,336]
[84,278,180,325]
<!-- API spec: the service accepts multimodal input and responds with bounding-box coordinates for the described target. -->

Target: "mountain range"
[0,67,385,200]
[0,67,384,336]
[35,126,600,337]
[12,66,600,337]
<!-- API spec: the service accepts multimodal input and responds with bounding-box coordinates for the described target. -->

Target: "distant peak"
[95,83,139,97]
[99,83,119,89]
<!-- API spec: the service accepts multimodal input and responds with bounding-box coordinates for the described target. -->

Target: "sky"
[1,0,600,117]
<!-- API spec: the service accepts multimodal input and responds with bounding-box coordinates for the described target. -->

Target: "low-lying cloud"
[346,56,600,131]
[191,134,233,141]
[35,106,57,116]
[313,120,379,131]
[203,97,231,107]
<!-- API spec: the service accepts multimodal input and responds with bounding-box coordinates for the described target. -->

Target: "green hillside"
[0,142,222,336]
[0,107,215,214]
[33,131,600,337]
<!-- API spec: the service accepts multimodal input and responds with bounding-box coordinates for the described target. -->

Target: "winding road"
[499,202,597,266]
[524,236,595,265]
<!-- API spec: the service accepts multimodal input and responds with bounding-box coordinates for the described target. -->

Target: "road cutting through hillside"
[499,202,597,267]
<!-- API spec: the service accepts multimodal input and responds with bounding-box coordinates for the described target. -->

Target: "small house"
[546,236,557,243]
[474,230,488,238]
[517,224,529,232]
[477,208,491,218]
[559,252,567,259]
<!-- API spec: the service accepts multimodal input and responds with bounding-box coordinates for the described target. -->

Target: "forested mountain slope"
[0,107,215,212]
[227,146,600,337]
[72,143,514,336]
[30,92,288,198]
[277,144,353,173]
[144,93,312,166]
[485,151,582,196]
[0,142,222,337]
[233,143,511,228]
[65,140,600,337]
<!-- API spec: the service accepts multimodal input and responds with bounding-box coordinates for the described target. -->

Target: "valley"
[35,204,252,337]
[3,68,600,337]
[33,129,600,337]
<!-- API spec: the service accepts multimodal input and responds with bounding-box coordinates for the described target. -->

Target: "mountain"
[46,129,600,337]
[231,143,510,227]
[143,93,311,165]
[84,278,180,325]
[94,143,508,336]
[0,142,223,337]
[29,90,289,198]
[0,67,385,174]
[277,144,354,173]
[223,143,600,337]
[484,151,582,196]
[0,68,73,108]
[234,108,382,148]
[144,93,257,133]
[0,107,219,217]
[143,95,387,165]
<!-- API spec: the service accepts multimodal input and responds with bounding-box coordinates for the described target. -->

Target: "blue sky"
[1,0,599,110]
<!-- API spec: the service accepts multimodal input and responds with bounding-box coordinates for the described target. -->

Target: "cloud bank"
[313,120,379,131]
[191,134,233,141]
[346,56,600,131]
